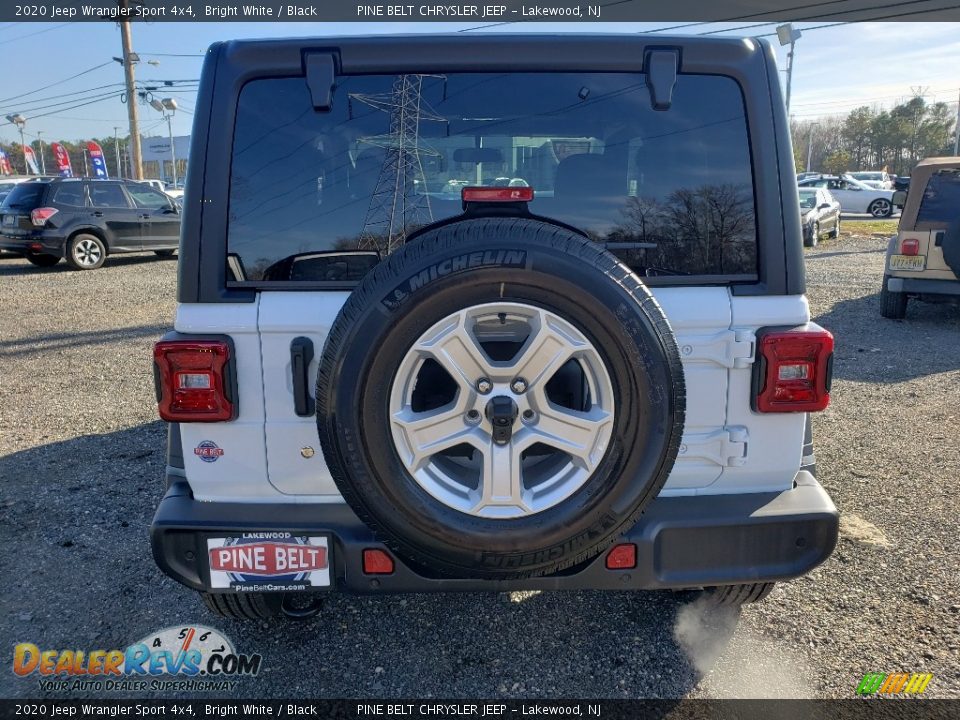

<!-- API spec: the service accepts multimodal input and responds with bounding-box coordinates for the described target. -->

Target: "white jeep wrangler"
[150,34,838,619]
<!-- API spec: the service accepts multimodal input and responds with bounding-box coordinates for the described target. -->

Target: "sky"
[0,20,957,145]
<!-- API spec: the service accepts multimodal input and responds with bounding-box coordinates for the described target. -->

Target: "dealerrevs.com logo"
[13,625,262,692]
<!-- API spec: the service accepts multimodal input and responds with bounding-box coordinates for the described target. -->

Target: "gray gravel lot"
[0,237,958,700]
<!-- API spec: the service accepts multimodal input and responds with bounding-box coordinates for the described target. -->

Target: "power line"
[0,61,115,104]
[699,0,951,34]
[0,83,126,115]
[26,93,125,121]
[0,22,71,46]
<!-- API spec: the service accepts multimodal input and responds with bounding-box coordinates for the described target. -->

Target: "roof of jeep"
[899,156,960,230]
[212,33,770,70]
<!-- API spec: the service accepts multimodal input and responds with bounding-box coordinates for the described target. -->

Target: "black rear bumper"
[151,471,838,594]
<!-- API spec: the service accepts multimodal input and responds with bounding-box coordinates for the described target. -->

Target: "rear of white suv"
[150,34,838,619]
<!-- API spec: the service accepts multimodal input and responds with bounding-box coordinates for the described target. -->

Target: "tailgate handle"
[290,337,315,417]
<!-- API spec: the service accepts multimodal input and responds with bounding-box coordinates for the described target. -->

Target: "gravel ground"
[0,237,958,700]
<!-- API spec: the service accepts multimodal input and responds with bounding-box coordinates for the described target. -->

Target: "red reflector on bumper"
[605,543,637,570]
[362,548,395,575]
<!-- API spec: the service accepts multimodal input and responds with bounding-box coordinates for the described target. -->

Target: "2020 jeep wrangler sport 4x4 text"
[150,34,839,619]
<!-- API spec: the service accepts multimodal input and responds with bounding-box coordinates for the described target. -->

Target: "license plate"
[2,215,15,227]
[207,534,331,590]
[889,254,925,271]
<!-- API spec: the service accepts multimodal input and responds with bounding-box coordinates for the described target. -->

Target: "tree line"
[791,95,957,176]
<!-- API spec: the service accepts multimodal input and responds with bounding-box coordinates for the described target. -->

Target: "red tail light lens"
[154,340,235,422]
[901,238,920,256]
[30,207,59,227]
[362,549,395,575]
[755,326,834,413]
[605,543,637,570]
[462,186,534,203]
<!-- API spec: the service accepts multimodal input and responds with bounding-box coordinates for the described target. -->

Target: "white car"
[798,175,897,217]
[849,171,893,190]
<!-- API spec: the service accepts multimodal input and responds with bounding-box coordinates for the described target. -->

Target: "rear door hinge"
[677,329,755,369]
[678,427,748,467]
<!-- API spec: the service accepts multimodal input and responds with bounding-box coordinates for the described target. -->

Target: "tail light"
[153,338,236,422]
[901,238,920,256]
[754,325,834,413]
[30,207,58,227]
[462,186,534,203]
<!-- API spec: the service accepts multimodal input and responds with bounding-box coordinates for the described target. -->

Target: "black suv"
[0,178,180,270]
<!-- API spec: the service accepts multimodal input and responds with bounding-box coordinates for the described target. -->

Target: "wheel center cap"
[485,395,519,445]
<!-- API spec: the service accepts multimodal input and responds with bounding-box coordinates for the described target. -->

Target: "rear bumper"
[887,276,960,297]
[151,471,838,594]
[0,232,63,256]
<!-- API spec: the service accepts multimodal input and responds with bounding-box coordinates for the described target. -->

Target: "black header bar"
[3,0,960,23]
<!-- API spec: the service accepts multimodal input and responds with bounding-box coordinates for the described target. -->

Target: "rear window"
[1,182,47,210]
[227,72,757,285]
[915,170,960,225]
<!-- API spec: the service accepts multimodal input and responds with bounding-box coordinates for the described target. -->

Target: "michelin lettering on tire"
[381,249,528,310]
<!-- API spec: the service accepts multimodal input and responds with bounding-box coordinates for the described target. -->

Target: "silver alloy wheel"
[389,302,615,519]
[73,237,102,267]
[870,199,892,217]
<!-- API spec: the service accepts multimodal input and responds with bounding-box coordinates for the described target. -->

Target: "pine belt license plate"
[207,534,331,591]
[889,254,925,271]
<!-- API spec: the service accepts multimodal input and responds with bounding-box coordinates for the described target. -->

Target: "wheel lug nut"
[465,409,481,423]
[476,378,493,394]
[510,377,528,394]
[522,409,535,422]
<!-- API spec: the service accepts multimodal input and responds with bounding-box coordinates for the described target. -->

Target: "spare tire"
[317,218,685,579]
[941,218,960,279]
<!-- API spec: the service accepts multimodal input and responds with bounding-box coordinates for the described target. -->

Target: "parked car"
[0,178,180,270]
[150,33,838,620]
[798,175,897,217]
[799,188,841,247]
[796,171,820,181]
[893,175,911,192]
[849,170,893,190]
[880,156,960,318]
[0,176,55,204]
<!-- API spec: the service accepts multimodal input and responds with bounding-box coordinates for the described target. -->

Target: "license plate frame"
[889,254,925,271]
[206,533,332,592]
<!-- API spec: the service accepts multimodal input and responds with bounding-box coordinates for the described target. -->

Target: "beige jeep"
[881,157,960,318]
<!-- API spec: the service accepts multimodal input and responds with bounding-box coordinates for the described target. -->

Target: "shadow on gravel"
[0,252,175,276]
[0,324,170,358]
[813,291,960,382]
[0,424,756,701]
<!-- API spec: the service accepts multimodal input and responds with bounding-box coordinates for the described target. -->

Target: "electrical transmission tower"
[352,75,445,255]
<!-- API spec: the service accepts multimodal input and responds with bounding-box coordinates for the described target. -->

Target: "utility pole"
[954,88,959,156]
[113,126,122,178]
[35,131,46,174]
[120,3,143,180]
[17,125,28,173]
[166,113,177,187]
[806,122,819,172]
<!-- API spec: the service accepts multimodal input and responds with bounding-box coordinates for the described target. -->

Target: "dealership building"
[137,134,190,184]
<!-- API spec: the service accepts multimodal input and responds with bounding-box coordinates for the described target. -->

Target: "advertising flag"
[51,143,73,177]
[0,148,12,175]
[23,146,40,175]
[87,141,108,178]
